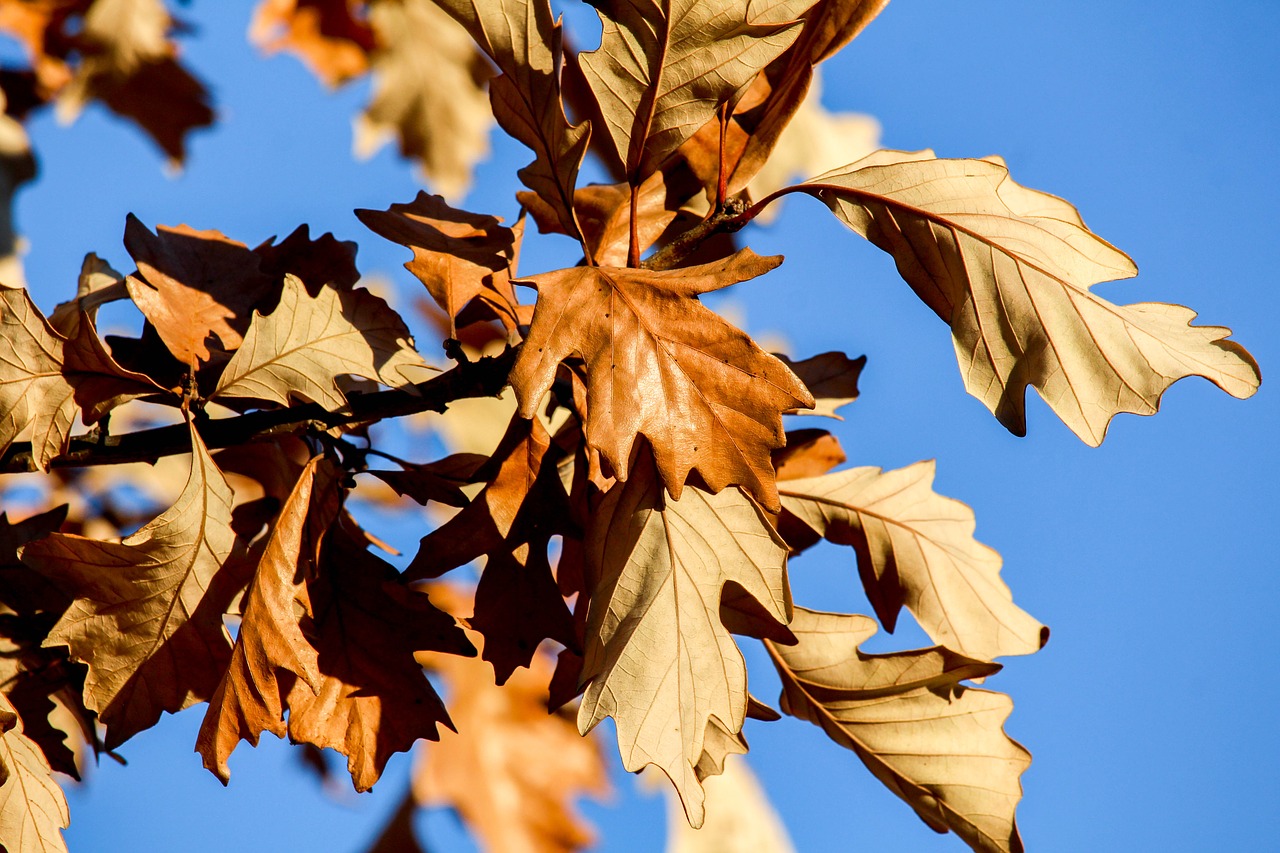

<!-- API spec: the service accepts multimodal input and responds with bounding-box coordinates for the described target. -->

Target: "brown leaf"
[776,351,864,418]
[767,607,1028,853]
[55,0,212,163]
[18,421,242,748]
[0,101,36,290]
[432,0,590,240]
[283,525,474,792]
[212,274,430,411]
[196,455,342,784]
[0,286,164,470]
[250,0,375,88]
[579,457,791,826]
[804,150,1261,443]
[47,254,129,340]
[253,224,361,295]
[356,0,494,199]
[771,428,846,481]
[0,694,69,853]
[357,192,520,335]
[416,616,607,853]
[510,250,813,510]
[580,0,814,181]
[122,214,276,367]
[780,460,1046,661]
[366,452,486,509]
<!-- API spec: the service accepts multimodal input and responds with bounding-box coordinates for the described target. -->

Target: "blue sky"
[7,1,1278,851]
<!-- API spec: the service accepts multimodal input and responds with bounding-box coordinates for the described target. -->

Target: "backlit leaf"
[0,694,69,853]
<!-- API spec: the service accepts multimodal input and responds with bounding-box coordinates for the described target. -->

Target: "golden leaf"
[0,695,69,853]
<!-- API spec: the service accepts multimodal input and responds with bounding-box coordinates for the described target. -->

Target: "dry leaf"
[18,421,241,749]
[780,460,1046,661]
[431,0,590,240]
[804,150,1261,443]
[357,0,493,199]
[196,455,342,783]
[767,606,1028,853]
[250,0,375,88]
[510,250,813,510]
[580,0,814,181]
[776,350,864,418]
[47,254,128,340]
[253,224,361,295]
[0,98,36,290]
[580,458,791,827]
[212,274,430,411]
[663,756,795,853]
[771,428,846,481]
[366,452,485,509]
[0,694,69,853]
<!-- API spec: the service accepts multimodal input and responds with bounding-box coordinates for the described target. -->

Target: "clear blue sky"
[8,1,1278,851]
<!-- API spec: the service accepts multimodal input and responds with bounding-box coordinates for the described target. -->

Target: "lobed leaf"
[0,695,69,853]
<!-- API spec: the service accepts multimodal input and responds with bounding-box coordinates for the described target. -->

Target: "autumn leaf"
[0,694,69,853]
[252,224,361,295]
[366,452,486,509]
[283,525,474,792]
[250,0,375,88]
[776,350,864,418]
[802,150,1261,444]
[431,0,590,240]
[0,286,164,471]
[47,254,129,340]
[579,457,791,826]
[0,101,36,290]
[779,460,1046,661]
[212,274,430,411]
[767,606,1029,853]
[580,0,814,181]
[509,250,813,509]
[771,428,846,481]
[196,455,342,784]
[19,421,242,748]
[357,0,494,199]
[357,192,521,334]
[663,756,795,853]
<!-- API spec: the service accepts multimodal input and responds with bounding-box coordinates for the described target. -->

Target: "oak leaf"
[18,422,242,748]
[509,250,813,509]
[579,458,791,826]
[212,274,429,411]
[779,460,1046,661]
[803,150,1261,443]
[250,0,375,88]
[196,455,342,783]
[767,607,1029,853]
[0,694,69,853]
[580,0,814,181]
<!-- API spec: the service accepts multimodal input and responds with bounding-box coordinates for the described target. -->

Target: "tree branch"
[0,347,519,474]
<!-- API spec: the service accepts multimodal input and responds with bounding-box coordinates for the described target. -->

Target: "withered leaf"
[777,350,864,418]
[212,274,430,411]
[510,250,813,510]
[0,694,69,853]
[0,286,164,471]
[665,755,795,853]
[431,0,590,240]
[470,544,577,685]
[357,192,520,334]
[771,428,845,481]
[580,459,791,827]
[416,612,607,853]
[358,0,494,199]
[804,150,1261,443]
[366,452,486,509]
[780,460,1046,661]
[768,607,1028,853]
[196,455,342,784]
[253,224,361,295]
[19,422,241,748]
[283,526,474,792]
[250,0,375,88]
[123,215,276,367]
[581,0,814,180]
[0,103,35,290]
[47,254,128,340]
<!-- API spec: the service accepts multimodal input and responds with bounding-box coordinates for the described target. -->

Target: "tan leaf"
[0,286,164,470]
[0,695,69,853]
[250,0,375,88]
[212,274,429,410]
[780,460,1045,661]
[18,422,242,748]
[357,192,520,334]
[580,0,814,180]
[431,0,590,240]
[196,455,342,783]
[356,0,493,199]
[55,0,212,163]
[804,150,1261,443]
[664,755,795,853]
[122,214,276,367]
[416,616,607,853]
[776,351,864,418]
[767,607,1028,853]
[283,526,474,792]
[579,459,791,826]
[771,428,845,481]
[510,250,813,510]
[47,254,128,340]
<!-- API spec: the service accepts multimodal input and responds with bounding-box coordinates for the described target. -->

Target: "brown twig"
[640,185,807,271]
